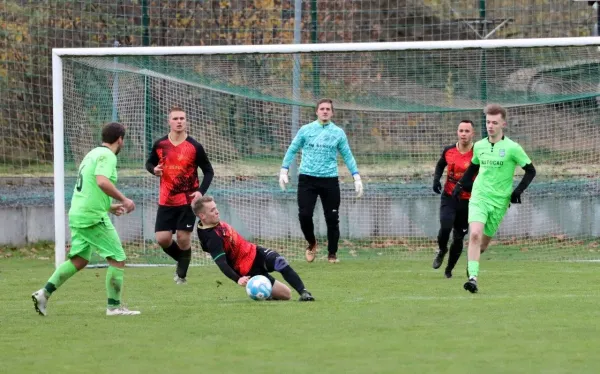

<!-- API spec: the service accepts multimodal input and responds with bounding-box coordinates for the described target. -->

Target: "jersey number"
[76,167,84,192]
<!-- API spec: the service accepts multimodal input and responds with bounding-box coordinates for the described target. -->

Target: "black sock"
[279,266,306,295]
[177,249,192,278]
[162,241,181,262]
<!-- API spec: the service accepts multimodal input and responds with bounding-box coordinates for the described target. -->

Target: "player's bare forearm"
[96,175,128,202]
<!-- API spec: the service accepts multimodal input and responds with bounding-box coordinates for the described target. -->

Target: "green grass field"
[2,257,600,373]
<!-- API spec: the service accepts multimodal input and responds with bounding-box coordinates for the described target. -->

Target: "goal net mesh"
[59,44,600,265]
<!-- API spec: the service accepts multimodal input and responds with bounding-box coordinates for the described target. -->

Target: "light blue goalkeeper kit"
[281,120,359,177]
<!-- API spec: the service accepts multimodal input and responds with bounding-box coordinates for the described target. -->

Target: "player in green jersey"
[31,122,140,316]
[452,104,536,293]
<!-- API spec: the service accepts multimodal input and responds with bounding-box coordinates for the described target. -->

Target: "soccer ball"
[245,275,272,301]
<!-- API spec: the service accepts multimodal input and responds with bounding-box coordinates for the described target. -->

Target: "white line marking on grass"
[347,293,599,302]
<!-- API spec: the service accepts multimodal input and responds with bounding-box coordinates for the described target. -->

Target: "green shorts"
[468,199,509,237]
[69,218,126,262]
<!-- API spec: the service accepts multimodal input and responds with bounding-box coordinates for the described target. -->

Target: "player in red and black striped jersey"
[145,106,214,284]
[431,120,477,278]
[193,196,315,302]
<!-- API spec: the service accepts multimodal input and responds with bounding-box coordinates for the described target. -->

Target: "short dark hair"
[101,122,125,144]
[192,195,215,215]
[169,105,185,114]
[459,119,475,129]
[316,98,334,111]
[484,104,507,120]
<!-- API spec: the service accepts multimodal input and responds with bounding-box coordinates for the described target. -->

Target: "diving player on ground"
[194,196,315,302]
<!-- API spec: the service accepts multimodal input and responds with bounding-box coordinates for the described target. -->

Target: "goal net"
[53,38,600,267]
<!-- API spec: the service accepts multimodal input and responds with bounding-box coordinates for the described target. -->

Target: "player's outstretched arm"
[96,175,135,213]
[212,254,241,283]
[202,234,241,283]
[452,163,480,199]
[511,163,536,204]
[338,133,362,198]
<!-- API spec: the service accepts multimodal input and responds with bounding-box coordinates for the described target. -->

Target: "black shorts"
[247,246,285,286]
[155,205,196,233]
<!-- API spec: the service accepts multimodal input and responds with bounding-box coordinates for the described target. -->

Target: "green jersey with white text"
[470,136,531,207]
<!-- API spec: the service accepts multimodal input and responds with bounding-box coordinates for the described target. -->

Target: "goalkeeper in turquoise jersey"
[452,104,536,293]
[279,98,363,263]
[31,122,141,316]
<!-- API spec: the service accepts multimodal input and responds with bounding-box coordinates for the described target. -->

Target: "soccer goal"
[52,37,600,268]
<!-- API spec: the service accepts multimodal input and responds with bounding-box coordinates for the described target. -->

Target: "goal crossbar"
[52,37,600,268]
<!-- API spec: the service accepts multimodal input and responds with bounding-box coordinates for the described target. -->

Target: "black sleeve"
[458,163,480,187]
[200,230,240,283]
[145,142,159,175]
[434,146,451,180]
[514,163,536,194]
[194,142,214,195]
[214,256,241,283]
[462,179,474,193]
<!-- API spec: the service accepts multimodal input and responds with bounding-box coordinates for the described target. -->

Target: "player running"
[452,104,536,293]
[432,120,476,278]
[32,122,140,316]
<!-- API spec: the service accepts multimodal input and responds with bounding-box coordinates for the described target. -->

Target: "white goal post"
[53,37,600,268]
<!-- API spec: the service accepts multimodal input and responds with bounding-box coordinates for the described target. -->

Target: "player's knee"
[176,232,191,248]
[298,207,314,218]
[272,282,292,300]
[324,210,339,226]
[70,256,89,270]
[155,232,172,248]
[469,230,482,243]
[453,230,467,242]
[440,218,454,231]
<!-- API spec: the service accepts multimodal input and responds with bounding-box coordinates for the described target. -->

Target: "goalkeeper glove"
[279,168,289,191]
[451,182,463,200]
[432,179,442,194]
[510,190,522,204]
[353,174,364,198]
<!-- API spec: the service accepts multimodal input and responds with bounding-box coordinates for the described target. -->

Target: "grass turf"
[1,257,600,373]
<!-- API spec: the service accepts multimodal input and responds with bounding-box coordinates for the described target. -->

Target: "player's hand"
[510,191,522,204]
[121,198,136,213]
[153,164,163,177]
[353,174,364,198]
[190,191,202,206]
[110,203,126,216]
[451,183,463,200]
[279,168,289,191]
[433,179,442,194]
[237,276,250,286]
